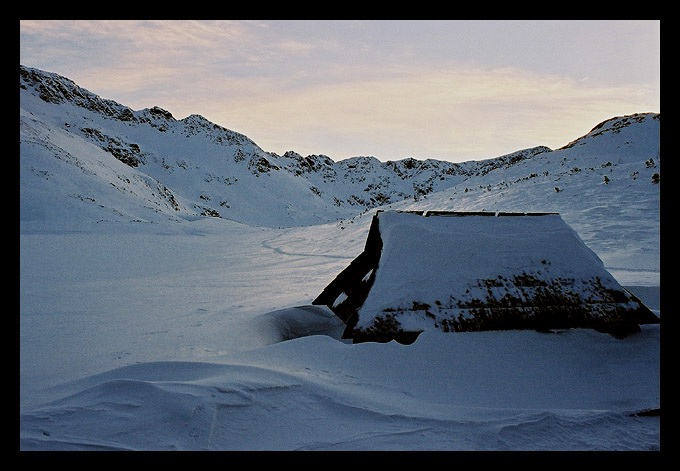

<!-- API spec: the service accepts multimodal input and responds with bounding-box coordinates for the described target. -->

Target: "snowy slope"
[21,64,554,228]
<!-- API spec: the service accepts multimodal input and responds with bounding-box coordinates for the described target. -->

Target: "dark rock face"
[20,65,136,121]
[80,127,144,168]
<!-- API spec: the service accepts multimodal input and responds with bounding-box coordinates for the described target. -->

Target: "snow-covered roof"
[313,210,658,343]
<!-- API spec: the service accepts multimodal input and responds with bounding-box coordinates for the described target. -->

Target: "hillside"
[21,64,564,228]
[20,64,660,281]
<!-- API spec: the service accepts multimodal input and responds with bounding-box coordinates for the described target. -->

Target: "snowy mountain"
[21,64,602,229]
[20,64,660,273]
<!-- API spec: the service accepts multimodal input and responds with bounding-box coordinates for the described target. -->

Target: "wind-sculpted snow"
[20,329,659,451]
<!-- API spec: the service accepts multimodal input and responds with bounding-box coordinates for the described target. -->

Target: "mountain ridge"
[19,65,660,234]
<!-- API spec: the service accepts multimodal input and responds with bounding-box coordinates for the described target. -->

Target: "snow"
[19,215,661,451]
[357,211,624,329]
[19,68,661,452]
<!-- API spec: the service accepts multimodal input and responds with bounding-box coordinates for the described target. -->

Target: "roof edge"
[379,210,560,217]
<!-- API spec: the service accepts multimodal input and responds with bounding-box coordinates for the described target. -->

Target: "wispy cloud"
[20,20,660,162]
[198,66,658,160]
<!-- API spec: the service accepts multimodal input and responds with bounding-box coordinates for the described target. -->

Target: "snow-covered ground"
[19,214,660,451]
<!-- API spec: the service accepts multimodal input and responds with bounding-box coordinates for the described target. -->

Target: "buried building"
[313,210,659,344]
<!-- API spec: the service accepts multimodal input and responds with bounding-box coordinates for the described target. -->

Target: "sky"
[18,19,660,163]
[19,76,661,450]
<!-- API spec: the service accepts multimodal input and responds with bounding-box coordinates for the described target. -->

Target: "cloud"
[196,66,658,161]
[20,20,659,162]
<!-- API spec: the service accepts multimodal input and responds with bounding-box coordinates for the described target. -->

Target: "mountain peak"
[559,112,660,150]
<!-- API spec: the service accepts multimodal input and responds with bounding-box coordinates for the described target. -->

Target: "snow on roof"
[314,210,658,343]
